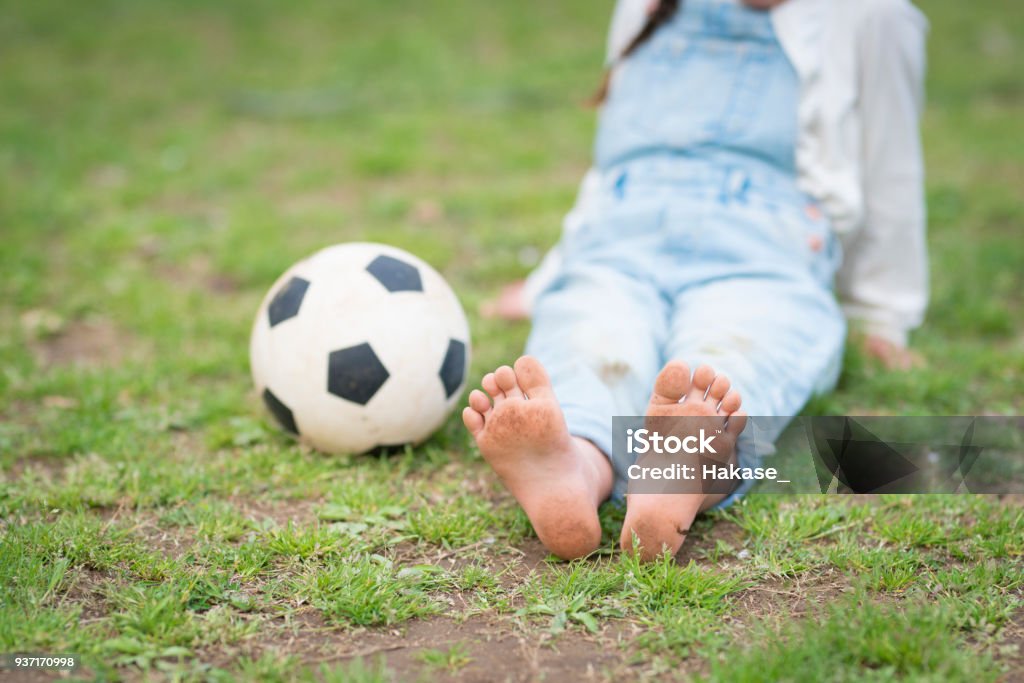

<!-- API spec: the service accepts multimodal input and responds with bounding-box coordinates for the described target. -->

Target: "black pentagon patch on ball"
[262,387,298,434]
[439,339,467,398]
[327,342,390,405]
[365,254,423,293]
[267,276,310,327]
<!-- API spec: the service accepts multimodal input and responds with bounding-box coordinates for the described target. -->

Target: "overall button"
[804,203,823,221]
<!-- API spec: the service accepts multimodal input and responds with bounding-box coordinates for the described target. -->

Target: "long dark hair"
[590,0,681,106]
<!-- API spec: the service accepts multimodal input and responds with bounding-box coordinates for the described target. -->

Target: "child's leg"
[622,275,845,558]
[463,262,666,559]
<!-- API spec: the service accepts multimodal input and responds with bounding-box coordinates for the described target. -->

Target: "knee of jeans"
[581,343,635,385]
[675,336,758,377]
[574,326,655,389]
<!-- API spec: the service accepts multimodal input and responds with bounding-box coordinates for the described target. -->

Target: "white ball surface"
[250,242,471,454]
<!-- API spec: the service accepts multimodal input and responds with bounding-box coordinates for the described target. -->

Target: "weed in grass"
[307,657,393,683]
[0,535,84,651]
[454,563,515,613]
[407,496,497,547]
[618,551,750,615]
[318,477,411,520]
[317,479,415,547]
[962,499,1023,560]
[206,415,275,450]
[863,560,920,593]
[692,536,742,564]
[159,499,254,541]
[924,561,1024,635]
[632,609,728,663]
[830,545,926,593]
[10,511,143,572]
[725,496,869,544]
[520,558,628,633]
[186,568,250,612]
[292,554,441,626]
[106,579,200,647]
[235,650,301,683]
[194,537,276,579]
[491,503,536,544]
[453,562,500,592]
[418,642,473,672]
[127,551,182,583]
[747,542,825,579]
[194,604,262,646]
[264,521,353,561]
[873,502,965,548]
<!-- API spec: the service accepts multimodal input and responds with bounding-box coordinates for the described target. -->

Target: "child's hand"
[860,334,924,371]
[480,280,530,321]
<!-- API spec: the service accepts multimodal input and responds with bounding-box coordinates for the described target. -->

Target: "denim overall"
[525,0,846,506]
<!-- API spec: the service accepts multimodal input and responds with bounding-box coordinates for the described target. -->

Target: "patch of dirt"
[144,247,240,295]
[733,572,848,624]
[1,454,69,483]
[228,496,320,527]
[28,317,138,368]
[676,516,747,566]
[278,185,357,218]
[0,668,77,683]
[130,514,199,557]
[209,614,635,683]
[381,617,630,682]
[510,538,557,574]
[63,567,117,624]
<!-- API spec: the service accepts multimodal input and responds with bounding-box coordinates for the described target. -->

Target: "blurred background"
[1,0,1022,455]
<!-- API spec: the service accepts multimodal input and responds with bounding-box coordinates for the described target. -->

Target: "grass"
[417,642,473,672]
[1,0,1022,680]
[701,595,1003,683]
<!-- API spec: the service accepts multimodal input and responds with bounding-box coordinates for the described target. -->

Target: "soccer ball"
[250,242,471,454]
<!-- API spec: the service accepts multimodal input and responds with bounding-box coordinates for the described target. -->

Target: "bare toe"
[513,356,557,400]
[651,360,691,405]
[469,389,492,416]
[482,372,504,403]
[708,374,731,402]
[719,390,742,415]
[494,365,523,399]
[726,409,748,436]
[462,406,484,435]
[687,365,716,402]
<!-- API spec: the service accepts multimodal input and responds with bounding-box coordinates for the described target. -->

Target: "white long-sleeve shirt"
[526,0,929,346]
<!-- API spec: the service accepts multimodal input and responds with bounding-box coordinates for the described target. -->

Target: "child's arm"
[836,0,929,368]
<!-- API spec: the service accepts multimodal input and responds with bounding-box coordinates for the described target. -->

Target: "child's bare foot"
[462,356,611,559]
[620,361,747,561]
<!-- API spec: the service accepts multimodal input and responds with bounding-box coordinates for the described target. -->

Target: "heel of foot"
[619,518,687,562]
[619,493,703,562]
[530,498,603,560]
